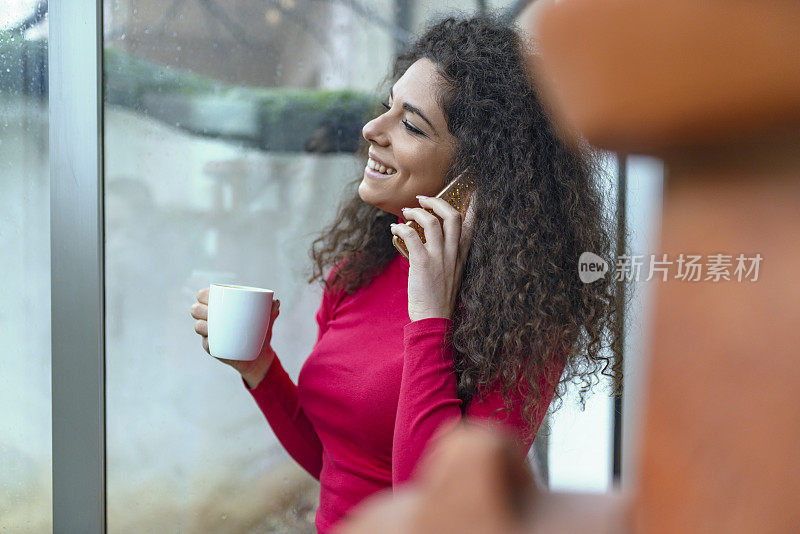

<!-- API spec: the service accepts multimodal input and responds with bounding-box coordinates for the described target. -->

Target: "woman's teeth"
[367,157,397,175]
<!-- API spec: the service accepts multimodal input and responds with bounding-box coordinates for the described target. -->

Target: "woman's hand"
[391,194,476,322]
[190,287,280,388]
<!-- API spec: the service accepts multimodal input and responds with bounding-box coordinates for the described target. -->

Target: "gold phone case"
[393,173,476,260]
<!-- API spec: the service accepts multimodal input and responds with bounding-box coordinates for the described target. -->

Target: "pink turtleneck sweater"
[243,216,563,533]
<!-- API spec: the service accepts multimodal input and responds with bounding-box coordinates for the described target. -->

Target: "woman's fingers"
[190,301,207,320]
[266,299,280,342]
[391,222,428,262]
[191,287,208,336]
[194,319,207,337]
[191,288,211,354]
[403,205,444,253]
[196,287,209,305]
[417,196,462,267]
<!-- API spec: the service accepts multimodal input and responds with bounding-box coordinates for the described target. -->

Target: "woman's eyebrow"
[390,87,437,135]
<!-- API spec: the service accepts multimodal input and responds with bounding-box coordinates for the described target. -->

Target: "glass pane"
[102,0,621,530]
[0,1,51,532]
[620,155,664,487]
[547,152,618,492]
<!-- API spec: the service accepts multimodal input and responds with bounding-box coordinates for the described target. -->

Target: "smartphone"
[393,172,476,260]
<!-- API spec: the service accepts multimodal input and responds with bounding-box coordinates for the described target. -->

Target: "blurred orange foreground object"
[531,0,800,533]
[529,0,800,155]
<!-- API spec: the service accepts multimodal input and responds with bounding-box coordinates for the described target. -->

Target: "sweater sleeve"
[242,354,322,479]
[392,317,562,486]
[241,265,342,480]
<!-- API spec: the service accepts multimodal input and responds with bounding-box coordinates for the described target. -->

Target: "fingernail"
[416,195,428,199]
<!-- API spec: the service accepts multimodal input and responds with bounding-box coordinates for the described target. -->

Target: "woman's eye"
[379,101,424,136]
[403,120,423,135]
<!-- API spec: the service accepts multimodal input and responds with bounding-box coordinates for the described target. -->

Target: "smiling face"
[359,58,457,217]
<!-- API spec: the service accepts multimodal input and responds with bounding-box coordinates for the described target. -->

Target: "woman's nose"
[362,115,389,146]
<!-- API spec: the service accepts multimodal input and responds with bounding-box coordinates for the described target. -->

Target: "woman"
[190,14,622,534]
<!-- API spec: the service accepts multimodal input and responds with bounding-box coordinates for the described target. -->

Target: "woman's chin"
[360,184,396,213]
[357,180,378,205]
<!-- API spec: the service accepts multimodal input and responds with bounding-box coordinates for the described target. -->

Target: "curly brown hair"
[305,13,627,444]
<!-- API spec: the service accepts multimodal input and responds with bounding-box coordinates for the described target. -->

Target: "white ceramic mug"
[207,284,274,361]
